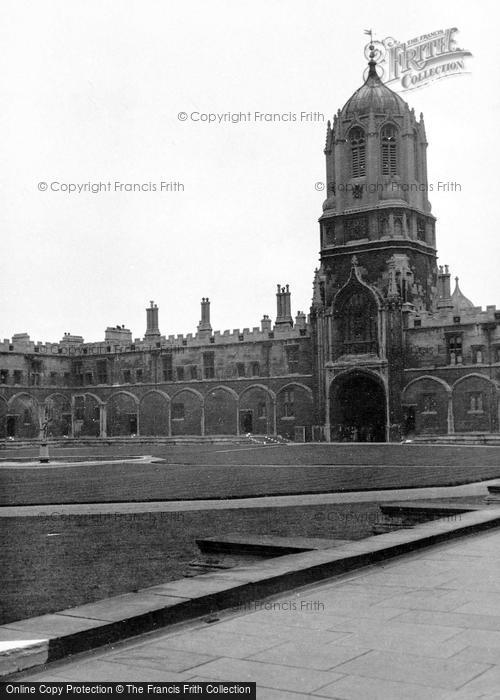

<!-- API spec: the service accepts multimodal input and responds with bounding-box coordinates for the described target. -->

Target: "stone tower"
[311,42,439,442]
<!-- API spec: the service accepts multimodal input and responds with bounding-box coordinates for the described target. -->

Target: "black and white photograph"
[1,0,500,697]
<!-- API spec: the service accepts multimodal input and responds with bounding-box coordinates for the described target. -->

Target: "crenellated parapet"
[409,305,500,330]
[0,285,310,358]
[0,336,78,356]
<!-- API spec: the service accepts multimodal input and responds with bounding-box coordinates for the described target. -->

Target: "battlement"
[0,289,312,357]
[0,337,77,355]
[409,304,500,329]
[0,319,311,357]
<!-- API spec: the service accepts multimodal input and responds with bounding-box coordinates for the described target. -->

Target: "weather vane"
[364,28,373,44]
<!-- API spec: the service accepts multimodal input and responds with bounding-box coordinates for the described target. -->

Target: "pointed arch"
[140,389,171,404]
[452,373,498,433]
[44,393,72,437]
[401,374,450,436]
[276,382,313,399]
[171,388,203,436]
[239,384,276,436]
[7,393,39,438]
[107,391,139,436]
[205,385,238,435]
[8,392,40,410]
[403,375,452,396]
[333,263,383,311]
[333,366,388,390]
[140,390,170,436]
[171,386,204,402]
[44,392,69,404]
[452,373,498,390]
[205,385,239,401]
[106,390,140,406]
[238,383,276,401]
[332,266,381,357]
[73,393,102,437]
[77,391,105,405]
[329,369,387,442]
[276,382,314,440]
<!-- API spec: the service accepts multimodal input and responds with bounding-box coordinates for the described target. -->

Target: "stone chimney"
[295,311,307,330]
[275,284,293,328]
[197,298,212,339]
[437,265,453,309]
[145,300,160,338]
[261,314,272,332]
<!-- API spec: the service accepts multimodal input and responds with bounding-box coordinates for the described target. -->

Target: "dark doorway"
[129,415,137,434]
[330,373,386,442]
[403,406,416,436]
[240,410,253,434]
[6,415,16,438]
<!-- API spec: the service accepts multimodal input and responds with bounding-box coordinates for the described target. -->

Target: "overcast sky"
[1,0,496,343]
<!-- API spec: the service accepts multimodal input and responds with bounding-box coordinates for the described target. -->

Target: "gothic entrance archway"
[330,372,387,442]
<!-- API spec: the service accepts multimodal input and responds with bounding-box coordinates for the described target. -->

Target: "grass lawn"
[0,503,382,624]
[2,461,500,505]
[2,443,498,624]
[3,442,500,467]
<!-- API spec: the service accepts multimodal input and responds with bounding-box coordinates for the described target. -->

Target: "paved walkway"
[15,527,500,698]
[0,479,495,517]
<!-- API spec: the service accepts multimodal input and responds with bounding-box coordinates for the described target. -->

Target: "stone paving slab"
[313,674,452,700]
[4,613,111,636]
[105,647,218,673]
[333,649,490,690]
[151,627,285,659]
[55,592,191,622]
[146,576,254,599]
[188,657,345,693]
[396,609,500,631]
[3,507,500,683]
[248,639,370,670]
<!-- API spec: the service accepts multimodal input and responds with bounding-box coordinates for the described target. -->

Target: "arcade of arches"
[0,383,314,440]
[402,374,499,436]
[1,373,497,441]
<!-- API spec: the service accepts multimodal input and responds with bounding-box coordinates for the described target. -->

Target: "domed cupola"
[340,48,407,119]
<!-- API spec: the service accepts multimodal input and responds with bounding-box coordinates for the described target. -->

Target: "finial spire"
[364,28,378,78]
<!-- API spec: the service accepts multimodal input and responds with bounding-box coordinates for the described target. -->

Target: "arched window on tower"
[339,289,378,355]
[381,124,397,176]
[349,127,366,178]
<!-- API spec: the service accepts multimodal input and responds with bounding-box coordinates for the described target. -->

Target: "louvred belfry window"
[349,127,366,178]
[381,124,397,176]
